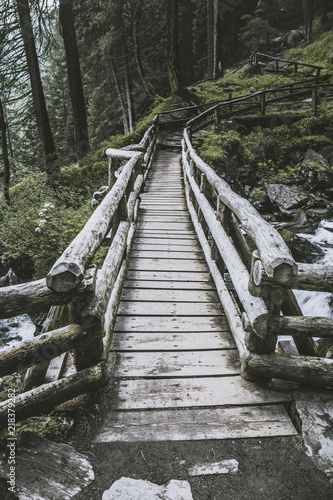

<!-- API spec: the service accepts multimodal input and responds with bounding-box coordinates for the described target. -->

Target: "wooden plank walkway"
[95,149,297,443]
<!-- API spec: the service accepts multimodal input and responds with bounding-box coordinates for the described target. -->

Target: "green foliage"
[0,171,94,278]
[198,129,241,167]
[286,30,333,75]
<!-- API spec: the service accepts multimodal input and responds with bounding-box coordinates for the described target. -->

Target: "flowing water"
[0,314,36,348]
[295,220,333,318]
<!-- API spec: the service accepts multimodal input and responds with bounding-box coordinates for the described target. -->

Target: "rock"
[276,209,310,233]
[265,184,309,213]
[300,149,331,187]
[0,432,94,499]
[287,233,324,263]
[319,145,333,168]
[286,29,303,45]
[102,477,193,500]
[293,390,333,482]
[188,459,239,476]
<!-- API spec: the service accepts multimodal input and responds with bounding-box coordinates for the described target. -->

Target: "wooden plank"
[121,288,219,302]
[112,331,236,351]
[114,350,240,378]
[115,316,229,332]
[128,258,207,272]
[124,280,214,290]
[117,301,223,316]
[140,216,191,222]
[132,243,201,251]
[113,376,293,410]
[133,238,199,247]
[95,405,297,442]
[129,250,204,260]
[126,270,211,281]
[135,232,197,239]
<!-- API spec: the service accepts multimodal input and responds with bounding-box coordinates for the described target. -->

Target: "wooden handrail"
[46,152,142,293]
[183,128,297,282]
[0,119,159,427]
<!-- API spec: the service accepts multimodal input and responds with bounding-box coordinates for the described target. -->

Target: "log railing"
[250,51,323,78]
[185,80,331,131]
[0,119,159,428]
[182,123,333,389]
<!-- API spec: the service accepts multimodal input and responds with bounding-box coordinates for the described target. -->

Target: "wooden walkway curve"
[95,147,297,443]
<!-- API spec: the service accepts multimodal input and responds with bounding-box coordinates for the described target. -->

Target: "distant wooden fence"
[182,118,333,388]
[0,119,158,428]
[250,51,322,78]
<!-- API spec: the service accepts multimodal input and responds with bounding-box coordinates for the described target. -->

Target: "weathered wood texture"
[183,129,297,283]
[95,405,297,443]
[245,352,333,388]
[0,324,93,377]
[97,148,296,444]
[182,142,269,338]
[268,316,333,338]
[0,363,107,428]
[46,153,141,292]
[0,266,96,320]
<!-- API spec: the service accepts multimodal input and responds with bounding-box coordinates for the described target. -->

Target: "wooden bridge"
[0,69,333,442]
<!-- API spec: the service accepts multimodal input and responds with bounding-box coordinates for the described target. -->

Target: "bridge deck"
[95,149,297,443]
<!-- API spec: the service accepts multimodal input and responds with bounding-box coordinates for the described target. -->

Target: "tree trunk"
[321,0,329,24]
[15,0,58,176]
[59,0,90,159]
[110,57,129,135]
[166,0,182,95]
[124,65,134,133]
[207,0,222,79]
[0,98,10,205]
[133,0,154,97]
[303,0,314,42]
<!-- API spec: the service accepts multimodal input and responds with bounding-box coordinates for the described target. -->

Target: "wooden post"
[214,105,220,127]
[248,250,262,297]
[312,87,318,114]
[22,305,71,391]
[228,91,233,112]
[260,92,266,115]
[275,60,279,74]
[282,289,319,356]
[200,173,207,193]
[294,63,298,73]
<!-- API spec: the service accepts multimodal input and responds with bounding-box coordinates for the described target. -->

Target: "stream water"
[295,220,333,318]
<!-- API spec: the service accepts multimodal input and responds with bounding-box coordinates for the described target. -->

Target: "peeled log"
[46,154,141,293]
[268,316,333,338]
[183,144,269,338]
[245,352,333,388]
[183,128,297,283]
[0,266,96,320]
[0,362,107,429]
[0,324,92,377]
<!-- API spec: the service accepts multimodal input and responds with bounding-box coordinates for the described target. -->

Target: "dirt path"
[67,379,332,500]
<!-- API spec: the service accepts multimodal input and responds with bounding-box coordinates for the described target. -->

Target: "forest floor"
[66,376,333,500]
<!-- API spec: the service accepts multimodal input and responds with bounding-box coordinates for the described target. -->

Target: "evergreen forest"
[0,0,332,281]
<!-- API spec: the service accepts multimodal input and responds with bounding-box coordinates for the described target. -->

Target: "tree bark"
[133,0,154,97]
[110,57,129,135]
[321,0,329,25]
[166,0,182,95]
[59,0,90,158]
[0,97,10,205]
[303,0,314,41]
[15,0,57,176]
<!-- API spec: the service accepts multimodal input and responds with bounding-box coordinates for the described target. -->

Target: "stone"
[102,477,193,500]
[294,390,333,482]
[303,149,329,168]
[265,184,309,213]
[188,459,239,476]
[0,432,94,499]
